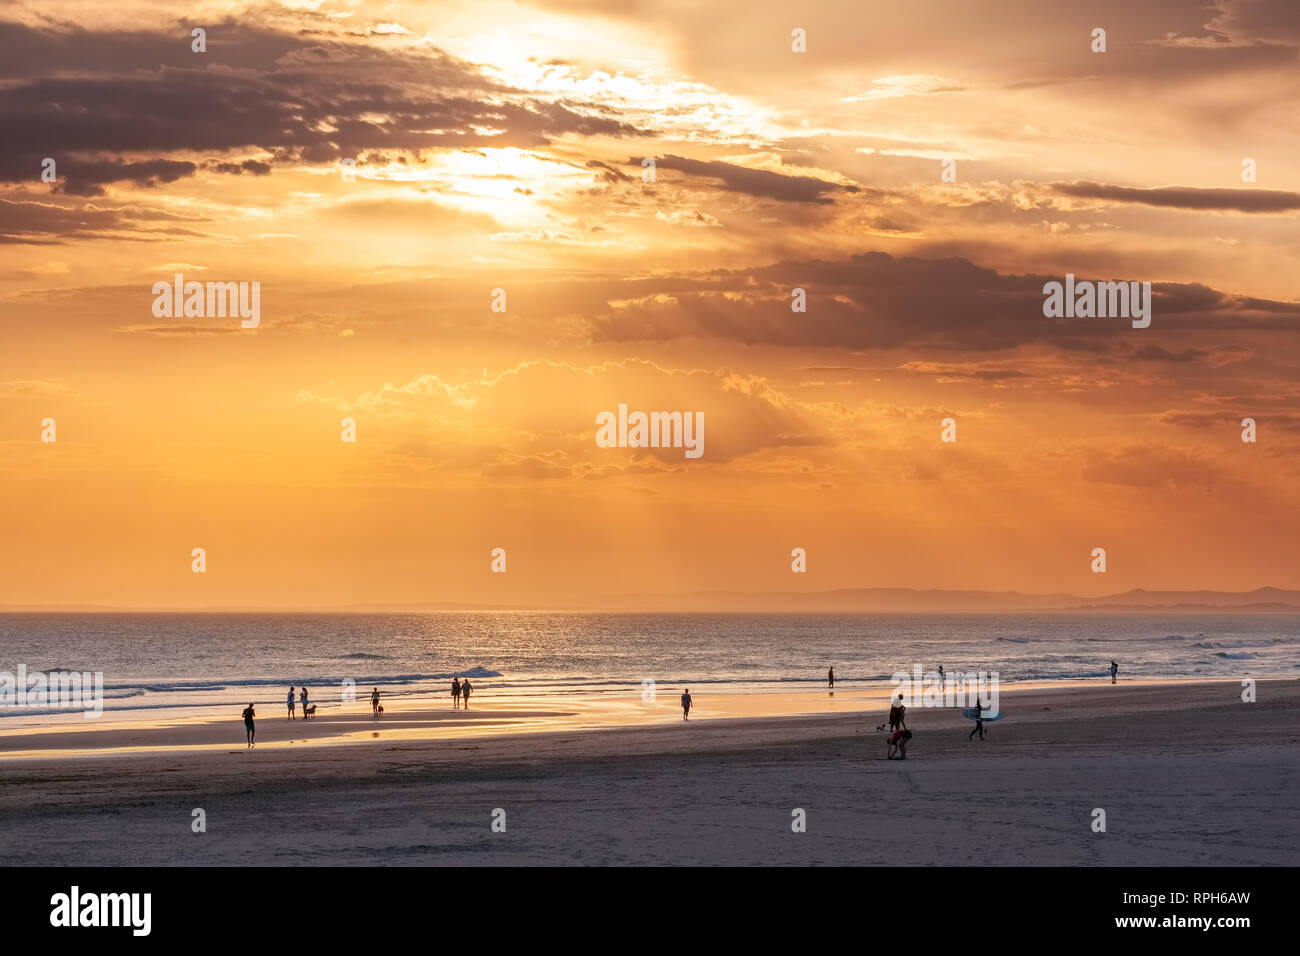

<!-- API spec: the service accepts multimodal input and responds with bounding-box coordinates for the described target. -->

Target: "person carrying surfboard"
[968,698,988,741]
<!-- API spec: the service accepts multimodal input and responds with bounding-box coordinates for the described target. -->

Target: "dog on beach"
[304,703,317,717]
[375,704,384,718]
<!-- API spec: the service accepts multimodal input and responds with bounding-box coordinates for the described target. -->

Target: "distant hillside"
[2,587,1296,613]
[563,586,1300,613]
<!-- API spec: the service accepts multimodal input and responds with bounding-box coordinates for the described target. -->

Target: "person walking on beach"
[938,665,945,691]
[452,677,461,709]
[300,686,309,718]
[1109,660,1119,684]
[828,666,835,689]
[287,686,295,720]
[888,693,907,732]
[461,679,472,708]
[242,702,256,748]
[371,687,380,717]
[969,698,987,741]
[681,688,692,720]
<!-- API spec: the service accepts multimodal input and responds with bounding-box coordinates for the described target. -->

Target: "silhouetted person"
[889,693,906,732]
[287,686,295,720]
[969,698,987,741]
[243,703,256,748]
[371,687,380,716]
[461,679,472,708]
[681,689,692,720]
[828,667,835,689]
[1110,660,1119,684]
[300,686,309,718]
[452,678,461,709]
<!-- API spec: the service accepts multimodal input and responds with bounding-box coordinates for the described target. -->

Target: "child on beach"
[886,728,910,759]
[242,703,256,748]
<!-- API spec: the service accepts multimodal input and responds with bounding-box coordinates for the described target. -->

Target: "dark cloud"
[636,155,857,204]
[587,251,1300,351]
[1158,410,1300,433]
[585,159,630,183]
[51,159,197,197]
[0,197,209,244]
[210,159,272,176]
[1130,345,1208,362]
[1051,181,1300,213]
[1198,0,1300,45]
[0,20,304,79]
[0,20,647,199]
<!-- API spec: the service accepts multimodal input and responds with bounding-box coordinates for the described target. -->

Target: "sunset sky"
[2,0,1298,608]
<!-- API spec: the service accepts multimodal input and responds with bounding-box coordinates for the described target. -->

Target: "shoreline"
[0,676,1270,760]
[0,679,1296,865]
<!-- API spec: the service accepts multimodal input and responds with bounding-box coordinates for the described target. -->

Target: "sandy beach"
[1,679,1296,866]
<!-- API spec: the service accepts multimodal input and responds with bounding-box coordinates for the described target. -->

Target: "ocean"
[0,612,1295,723]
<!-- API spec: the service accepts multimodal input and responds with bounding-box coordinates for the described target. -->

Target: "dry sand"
[1,679,1296,866]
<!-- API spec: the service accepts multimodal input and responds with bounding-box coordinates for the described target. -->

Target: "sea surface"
[0,612,1295,723]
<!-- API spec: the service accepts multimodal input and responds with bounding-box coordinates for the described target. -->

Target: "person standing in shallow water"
[452,677,461,709]
[1110,660,1119,684]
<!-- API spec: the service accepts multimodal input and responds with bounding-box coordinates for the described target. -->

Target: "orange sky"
[2,0,1299,607]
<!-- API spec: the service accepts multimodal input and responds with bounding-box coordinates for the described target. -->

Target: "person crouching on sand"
[681,689,692,720]
[887,728,910,759]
